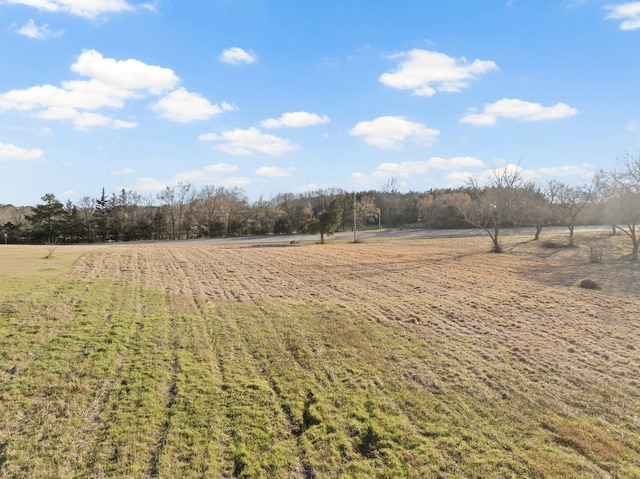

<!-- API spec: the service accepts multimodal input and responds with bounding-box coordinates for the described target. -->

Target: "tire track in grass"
[68,240,640,477]
[151,311,230,476]
[110,246,232,478]
[168,246,564,474]
[165,244,329,473]
[3,277,125,473]
[206,302,307,477]
[148,319,180,478]
[0,273,152,477]
[83,283,176,478]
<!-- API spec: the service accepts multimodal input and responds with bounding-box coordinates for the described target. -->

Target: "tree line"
[2,154,639,258]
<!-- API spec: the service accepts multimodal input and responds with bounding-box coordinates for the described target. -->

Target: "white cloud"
[136,163,242,191]
[172,164,239,183]
[203,163,238,173]
[351,156,485,187]
[16,19,64,38]
[474,162,539,184]
[255,166,294,177]
[261,111,330,128]
[460,98,579,126]
[0,83,123,112]
[199,127,297,156]
[0,49,189,129]
[538,163,594,177]
[422,156,486,169]
[152,88,234,122]
[71,49,179,94]
[0,142,44,161]
[605,2,640,30]
[219,47,257,65]
[136,176,167,191]
[35,107,137,130]
[2,0,139,19]
[349,116,439,149]
[379,49,498,96]
[445,171,475,185]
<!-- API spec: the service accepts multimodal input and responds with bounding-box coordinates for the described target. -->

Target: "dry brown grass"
[2,233,639,477]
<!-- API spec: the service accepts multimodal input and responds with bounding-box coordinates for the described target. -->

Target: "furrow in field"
[65,238,640,476]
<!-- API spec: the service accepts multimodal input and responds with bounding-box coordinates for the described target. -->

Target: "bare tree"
[592,171,618,235]
[158,186,177,239]
[461,164,524,253]
[175,182,192,239]
[355,193,379,229]
[218,187,249,236]
[423,191,470,229]
[546,180,595,246]
[519,181,552,240]
[605,152,640,260]
[78,196,95,242]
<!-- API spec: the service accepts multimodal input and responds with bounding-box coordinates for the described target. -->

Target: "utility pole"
[353,191,357,243]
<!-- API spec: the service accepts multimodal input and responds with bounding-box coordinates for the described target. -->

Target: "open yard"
[0,234,639,478]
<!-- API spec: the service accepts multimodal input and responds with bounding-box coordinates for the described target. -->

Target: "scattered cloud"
[379,49,498,96]
[35,107,137,130]
[460,98,579,126]
[472,162,539,183]
[0,49,230,129]
[445,171,475,185]
[349,116,439,149]
[255,166,294,177]
[71,49,179,94]
[219,47,257,65]
[1,0,143,19]
[152,88,235,122]
[538,163,594,177]
[16,19,64,38]
[605,2,640,30]
[199,127,297,156]
[422,156,486,169]
[261,111,330,128]
[203,163,238,173]
[0,141,44,161]
[135,162,243,191]
[136,176,167,191]
[351,156,485,188]
[626,120,640,131]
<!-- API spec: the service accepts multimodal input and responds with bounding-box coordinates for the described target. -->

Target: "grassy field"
[0,234,639,478]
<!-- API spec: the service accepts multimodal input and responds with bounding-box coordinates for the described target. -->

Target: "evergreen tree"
[301,198,343,244]
[26,193,64,243]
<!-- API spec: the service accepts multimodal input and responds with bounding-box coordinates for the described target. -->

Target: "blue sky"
[0,0,639,206]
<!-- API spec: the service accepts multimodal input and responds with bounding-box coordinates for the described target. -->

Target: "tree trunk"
[568,225,574,246]
[320,231,325,244]
[534,225,542,241]
[492,227,501,253]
